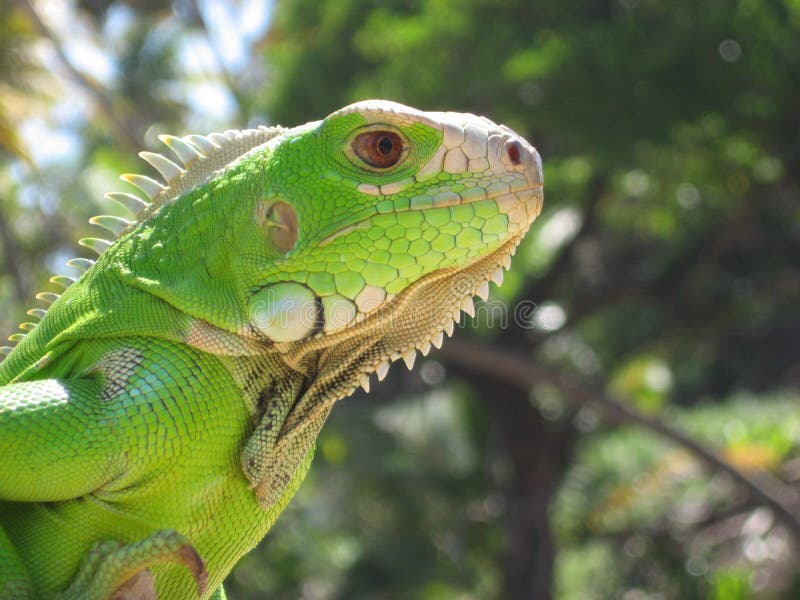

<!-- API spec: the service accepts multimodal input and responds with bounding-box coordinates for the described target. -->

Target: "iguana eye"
[352,131,404,169]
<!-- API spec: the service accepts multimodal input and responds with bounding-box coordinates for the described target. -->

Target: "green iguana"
[0,100,543,599]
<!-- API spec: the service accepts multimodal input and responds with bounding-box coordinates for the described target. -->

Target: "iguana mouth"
[318,182,543,247]
[282,195,541,395]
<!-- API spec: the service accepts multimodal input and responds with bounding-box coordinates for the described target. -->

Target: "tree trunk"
[483,380,575,600]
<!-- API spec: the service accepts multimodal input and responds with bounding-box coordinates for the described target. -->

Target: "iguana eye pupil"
[377,136,393,156]
[352,130,403,168]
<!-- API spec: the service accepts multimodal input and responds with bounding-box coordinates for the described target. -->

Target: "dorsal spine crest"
[3,123,287,358]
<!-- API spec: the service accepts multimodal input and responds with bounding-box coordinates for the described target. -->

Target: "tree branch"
[439,336,800,544]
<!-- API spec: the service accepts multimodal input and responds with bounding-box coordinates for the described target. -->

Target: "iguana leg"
[55,529,207,600]
[0,525,33,599]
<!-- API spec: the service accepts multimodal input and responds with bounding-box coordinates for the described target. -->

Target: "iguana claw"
[56,530,207,600]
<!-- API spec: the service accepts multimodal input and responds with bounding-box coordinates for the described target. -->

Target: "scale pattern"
[0,100,542,599]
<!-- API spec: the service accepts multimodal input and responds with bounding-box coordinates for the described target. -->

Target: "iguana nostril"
[505,139,523,166]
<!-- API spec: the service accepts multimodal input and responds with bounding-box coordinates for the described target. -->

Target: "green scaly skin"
[0,100,542,598]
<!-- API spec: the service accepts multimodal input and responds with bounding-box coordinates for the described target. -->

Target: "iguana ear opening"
[255,201,298,255]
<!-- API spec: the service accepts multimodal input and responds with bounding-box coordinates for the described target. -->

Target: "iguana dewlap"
[0,100,542,599]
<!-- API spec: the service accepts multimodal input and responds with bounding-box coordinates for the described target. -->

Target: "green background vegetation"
[1,0,798,598]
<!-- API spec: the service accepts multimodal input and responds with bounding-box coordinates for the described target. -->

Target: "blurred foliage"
[0,0,799,598]
[553,394,800,599]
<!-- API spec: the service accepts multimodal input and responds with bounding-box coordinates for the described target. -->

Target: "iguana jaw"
[279,183,542,398]
[270,114,544,397]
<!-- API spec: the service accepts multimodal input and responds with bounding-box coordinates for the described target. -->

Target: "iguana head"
[3,101,542,397]
[227,100,543,390]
